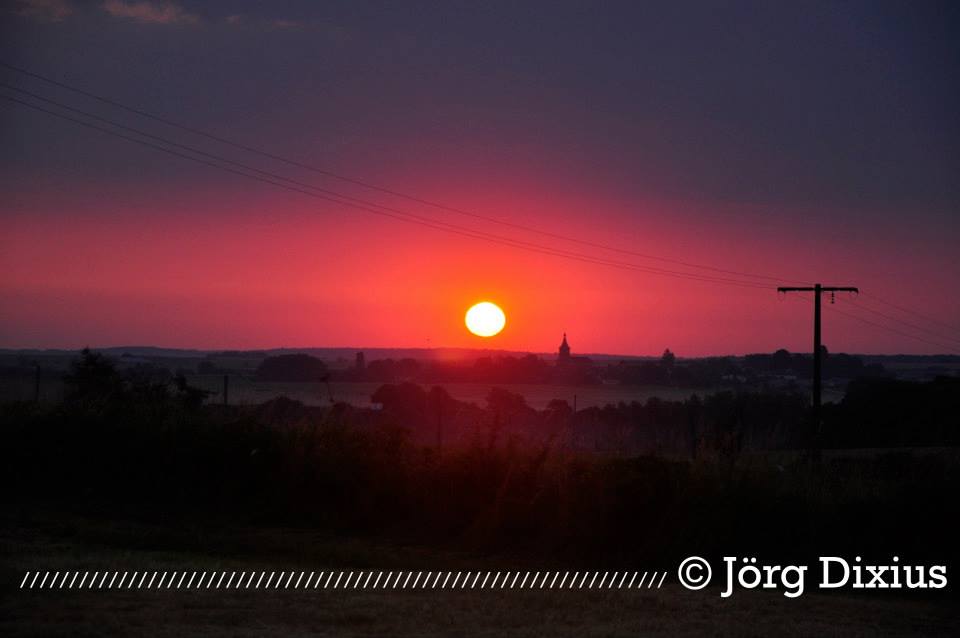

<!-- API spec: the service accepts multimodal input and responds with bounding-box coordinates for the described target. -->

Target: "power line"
[4,83,776,289]
[835,295,960,347]
[0,91,778,289]
[858,291,960,335]
[0,60,809,286]
[0,92,778,290]
[785,293,960,354]
[829,305,959,354]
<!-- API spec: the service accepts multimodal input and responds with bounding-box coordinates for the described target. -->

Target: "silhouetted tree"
[64,348,122,402]
[173,373,212,410]
[197,359,220,374]
[372,382,427,424]
[661,348,676,368]
[772,348,792,370]
[486,387,527,416]
[255,354,328,382]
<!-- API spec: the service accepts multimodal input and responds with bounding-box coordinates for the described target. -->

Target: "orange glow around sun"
[465,301,506,337]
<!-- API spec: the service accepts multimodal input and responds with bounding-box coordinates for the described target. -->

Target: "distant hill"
[0,345,653,363]
[1,346,956,366]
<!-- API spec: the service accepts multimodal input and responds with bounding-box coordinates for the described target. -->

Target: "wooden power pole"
[778,284,858,458]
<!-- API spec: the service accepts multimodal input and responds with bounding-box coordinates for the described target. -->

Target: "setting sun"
[465,301,506,337]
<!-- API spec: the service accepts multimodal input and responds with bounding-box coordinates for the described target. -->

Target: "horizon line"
[2,344,957,359]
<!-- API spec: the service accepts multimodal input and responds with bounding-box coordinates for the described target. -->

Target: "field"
[2,514,956,637]
[1,375,845,410]
[0,374,725,409]
[187,377,725,410]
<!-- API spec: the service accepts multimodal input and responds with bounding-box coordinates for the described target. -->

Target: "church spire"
[558,332,571,361]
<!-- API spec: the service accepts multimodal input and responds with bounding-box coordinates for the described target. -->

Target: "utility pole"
[223,374,229,406]
[778,283,858,460]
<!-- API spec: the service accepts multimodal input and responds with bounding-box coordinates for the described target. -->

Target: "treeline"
[237,347,888,388]
[368,378,959,453]
[826,376,960,448]
[743,347,887,379]
[342,354,586,384]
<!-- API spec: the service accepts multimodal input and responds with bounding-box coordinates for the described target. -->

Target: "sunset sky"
[2,1,958,355]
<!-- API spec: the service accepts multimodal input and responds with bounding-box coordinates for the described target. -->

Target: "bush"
[255,354,328,382]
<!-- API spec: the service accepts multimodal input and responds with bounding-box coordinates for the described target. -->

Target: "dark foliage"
[2,351,957,568]
[825,376,960,447]
[255,353,328,382]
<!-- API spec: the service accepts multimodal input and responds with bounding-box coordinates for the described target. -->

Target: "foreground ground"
[2,514,955,637]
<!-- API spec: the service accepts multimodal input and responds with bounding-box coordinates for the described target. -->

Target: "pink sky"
[2,1,959,355]
[3,173,957,356]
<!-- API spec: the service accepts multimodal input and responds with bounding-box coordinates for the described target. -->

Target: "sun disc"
[465,302,506,337]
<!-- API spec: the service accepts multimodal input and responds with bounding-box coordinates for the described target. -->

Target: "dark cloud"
[100,1,199,26]
[12,0,74,23]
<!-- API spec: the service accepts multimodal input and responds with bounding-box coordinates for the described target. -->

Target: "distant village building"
[355,351,366,372]
[558,333,571,364]
[556,334,593,382]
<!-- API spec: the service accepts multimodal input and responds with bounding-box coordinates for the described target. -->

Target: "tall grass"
[3,390,957,567]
